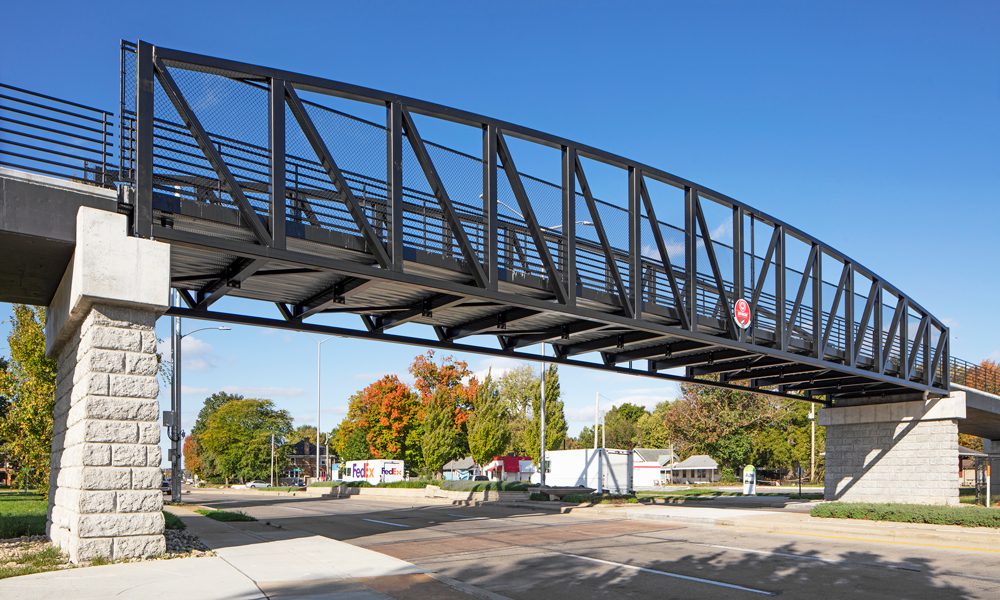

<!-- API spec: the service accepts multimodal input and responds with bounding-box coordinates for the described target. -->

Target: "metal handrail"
[0,82,116,187]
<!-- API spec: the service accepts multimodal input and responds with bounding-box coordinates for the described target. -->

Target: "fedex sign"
[344,460,405,485]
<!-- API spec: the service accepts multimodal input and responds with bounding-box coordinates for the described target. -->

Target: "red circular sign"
[734,298,752,329]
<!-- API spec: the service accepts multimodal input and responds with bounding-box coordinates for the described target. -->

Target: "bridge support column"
[819,394,965,505]
[44,207,170,563]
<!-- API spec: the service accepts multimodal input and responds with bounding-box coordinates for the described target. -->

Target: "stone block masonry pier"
[820,394,966,505]
[43,206,171,563]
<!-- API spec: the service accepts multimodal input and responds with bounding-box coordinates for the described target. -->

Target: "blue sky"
[1,2,998,460]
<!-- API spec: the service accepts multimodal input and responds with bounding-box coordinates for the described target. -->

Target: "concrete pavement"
[0,505,508,600]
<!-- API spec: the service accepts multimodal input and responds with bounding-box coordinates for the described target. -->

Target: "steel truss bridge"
[6,40,992,406]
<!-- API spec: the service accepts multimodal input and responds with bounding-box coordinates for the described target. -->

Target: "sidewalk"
[0,506,510,600]
[573,503,1000,551]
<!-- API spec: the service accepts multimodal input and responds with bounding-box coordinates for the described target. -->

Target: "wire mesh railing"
[951,357,1000,396]
[0,83,116,187]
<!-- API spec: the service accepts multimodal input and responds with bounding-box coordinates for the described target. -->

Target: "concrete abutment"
[820,394,965,505]
[44,207,170,563]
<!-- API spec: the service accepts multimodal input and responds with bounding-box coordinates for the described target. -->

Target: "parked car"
[160,479,171,493]
[473,475,488,481]
[246,480,271,488]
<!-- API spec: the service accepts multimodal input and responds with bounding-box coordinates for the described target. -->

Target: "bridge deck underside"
[156,196,935,403]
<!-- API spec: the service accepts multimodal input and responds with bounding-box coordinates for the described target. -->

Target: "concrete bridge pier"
[820,394,965,505]
[44,206,171,563]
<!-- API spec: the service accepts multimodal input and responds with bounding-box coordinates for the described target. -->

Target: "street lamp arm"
[181,326,230,339]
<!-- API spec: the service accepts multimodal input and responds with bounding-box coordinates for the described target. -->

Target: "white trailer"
[542,448,633,494]
[343,460,405,485]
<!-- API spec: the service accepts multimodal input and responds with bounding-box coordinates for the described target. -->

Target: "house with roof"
[484,456,535,482]
[442,456,478,480]
[632,448,680,487]
[668,455,720,484]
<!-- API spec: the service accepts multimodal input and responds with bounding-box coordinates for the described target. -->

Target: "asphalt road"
[186,490,1000,599]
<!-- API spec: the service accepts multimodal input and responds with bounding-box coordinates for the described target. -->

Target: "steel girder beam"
[724,361,823,381]
[151,56,272,246]
[555,331,665,358]
[602,340,709,365]
[638,176,688,330]
[575,155,631,318]
[293,277,379,320]
[495,130,567,304]
[284,83,391,269]
[374,294,466,332]
[501,321,608,350]
[172,268,319,283]
[194,257,267,309]
[651,348,756,372]
[166,305,829,405]
[148,209,950,399]
[442,307,538,342]
[691,192,736,339]
[400,107,487,288]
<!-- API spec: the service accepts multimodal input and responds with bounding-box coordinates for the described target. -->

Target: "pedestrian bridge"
[3,41,978,405]
[1,42,999,560]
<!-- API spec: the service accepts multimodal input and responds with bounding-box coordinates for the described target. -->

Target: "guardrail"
[0,82,116,187]
[951,357,1000,396]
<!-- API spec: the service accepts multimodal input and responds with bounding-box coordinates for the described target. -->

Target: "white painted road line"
[362,518,411,528]
[565,554,774,596]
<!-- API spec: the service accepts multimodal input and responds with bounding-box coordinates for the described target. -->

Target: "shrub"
[343,481,372,487]
[308,480,344,488]
[529,493,549,501]
[440,480,529,492]
[261,486,303,492]
[563,493,639,504]
[811,502,1000,528]
[378,480,441,488]
[195,509,257,522]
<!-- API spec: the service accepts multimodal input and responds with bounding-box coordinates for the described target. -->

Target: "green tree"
[467,373,511,467]
[422,389,462,477]
[578,425,599,449]
[198,398,293,483]
[523,365,567,464]
[636,400,673,448]
[603,407,640,450]
[191,391,244,437]
[0,306,56,492]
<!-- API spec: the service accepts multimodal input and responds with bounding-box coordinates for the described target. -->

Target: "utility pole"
[539,343,547,487]
[270,432,275,488]
[594,392,599,450]
[809,403,816,482]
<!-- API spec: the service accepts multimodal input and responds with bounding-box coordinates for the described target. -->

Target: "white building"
[632,448,681,487]
[668,455,720,484]
[540,448,633,494]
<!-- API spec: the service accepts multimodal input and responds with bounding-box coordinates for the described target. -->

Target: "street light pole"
[305,334,333,481]
[539,343,546,487]
[169,292,230,503]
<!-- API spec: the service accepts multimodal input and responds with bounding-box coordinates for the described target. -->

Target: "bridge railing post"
[133,41,154,239]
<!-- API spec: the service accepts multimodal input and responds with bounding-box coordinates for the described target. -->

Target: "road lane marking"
[699,544,921,572]
[362,518,411,528]
[564,553,773,596]
[777,531,1000,553]
[446,514,488,520]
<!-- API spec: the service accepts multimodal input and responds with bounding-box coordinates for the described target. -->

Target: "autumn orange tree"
[346,374,421,464]
[410,351,479,473]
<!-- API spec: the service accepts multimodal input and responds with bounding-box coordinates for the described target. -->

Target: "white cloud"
[988,350,1000,362]
[942,317,959,329]
[472,357,531,383]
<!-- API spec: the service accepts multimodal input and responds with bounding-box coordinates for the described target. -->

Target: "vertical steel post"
[562,146,576,306]
[171,290,182,503]
[269,79,286,250]
[483,126,498,289]
[812,245,822,358]
[845,264,855,368]
[733,207,745,342]
[923,317,932,384]
[900,299,909,379]
[388,102,404,271]
[684,187,697,332]
[629,168,642,319]
[776,226,787,352]
[316,341,322,480]
[134,41,154,239]
[874,283,884,375]
[539,344,547,487]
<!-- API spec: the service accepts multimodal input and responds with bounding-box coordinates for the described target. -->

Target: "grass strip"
[811,502,1000,527]
[563,493,640,504]
[163,511,186,530]
[0,546,67,580]
[195,509,257,522]
[0,496,47,538]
